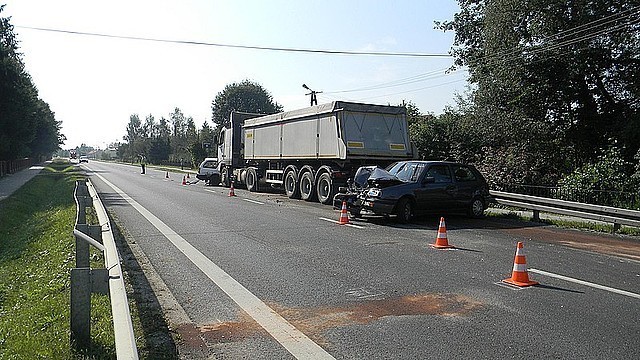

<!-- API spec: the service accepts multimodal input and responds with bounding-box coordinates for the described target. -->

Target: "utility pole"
[302,84,322,106]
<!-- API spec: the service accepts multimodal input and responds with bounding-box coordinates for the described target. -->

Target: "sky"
[2,0,468,149]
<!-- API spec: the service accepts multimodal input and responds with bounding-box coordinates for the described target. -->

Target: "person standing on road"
[140,154,146,174]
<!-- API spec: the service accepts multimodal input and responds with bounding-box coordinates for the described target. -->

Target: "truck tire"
[221,167,230,188]
[316,172,334,205]
[284,170,300,199]
[299,171,316,201]
[246,168,259,192]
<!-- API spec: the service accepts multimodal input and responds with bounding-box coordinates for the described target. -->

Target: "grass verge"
[0,160,115,358]
[487,206,640,236]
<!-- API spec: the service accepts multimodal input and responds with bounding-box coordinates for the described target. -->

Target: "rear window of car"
[202,161,217,168]
[452,165,477,182]
[426,165,452,183]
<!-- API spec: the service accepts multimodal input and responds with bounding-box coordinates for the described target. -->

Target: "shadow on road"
[109,211,178,359]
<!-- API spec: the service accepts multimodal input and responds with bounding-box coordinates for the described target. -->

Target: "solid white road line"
[319,217,364,229]
[93,172,335,359]
[529,268,640,299]
[243,198,265,205]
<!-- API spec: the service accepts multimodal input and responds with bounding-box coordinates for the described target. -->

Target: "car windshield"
[386,162,426,182]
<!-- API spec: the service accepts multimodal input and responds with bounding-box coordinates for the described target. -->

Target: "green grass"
[0,160,115,359]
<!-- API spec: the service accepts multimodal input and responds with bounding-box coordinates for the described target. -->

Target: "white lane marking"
[243,198,265,205]
[93,172,335,359]
[319,217,364,229]
[204,189,216,194]
[529,268,640,299]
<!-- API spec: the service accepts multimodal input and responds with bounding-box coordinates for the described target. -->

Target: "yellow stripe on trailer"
[390,143,406,150]
[347,141,364,148]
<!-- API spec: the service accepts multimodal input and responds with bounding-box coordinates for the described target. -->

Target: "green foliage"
[426,0,640,187]
[0,6,63,160]
[559,144,634,192]
[211,79,283,131]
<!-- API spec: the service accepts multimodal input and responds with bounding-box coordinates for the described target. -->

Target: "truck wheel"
[284,170,300,199]
[299,171,316,201]
[246,168,259,192]
[316,172,334,205]
[221,167,230,188]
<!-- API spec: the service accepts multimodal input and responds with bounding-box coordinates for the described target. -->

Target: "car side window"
[426,165,452,183]
[452,165,477,182]
[203,161,216,168]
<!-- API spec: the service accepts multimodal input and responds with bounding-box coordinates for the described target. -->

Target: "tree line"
[121,80,281,167]
[0,5,64,162]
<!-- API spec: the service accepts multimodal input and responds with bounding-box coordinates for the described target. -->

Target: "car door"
[414,164,455,214]
[451,164,480,210]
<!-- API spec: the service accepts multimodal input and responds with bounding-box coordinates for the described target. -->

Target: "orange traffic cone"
[165,171,169,179]
[182,176,187,185]
[430,217,455,249]
[228,182,236,197]
[338,201,350,225]
[503,242,538,287]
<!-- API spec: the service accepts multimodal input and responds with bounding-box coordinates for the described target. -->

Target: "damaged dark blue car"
[333,161,492,223]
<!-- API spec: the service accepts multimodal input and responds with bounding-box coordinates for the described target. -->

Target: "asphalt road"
[84,161,640,359]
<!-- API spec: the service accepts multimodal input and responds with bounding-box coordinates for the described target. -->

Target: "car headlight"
[367,188,382,197]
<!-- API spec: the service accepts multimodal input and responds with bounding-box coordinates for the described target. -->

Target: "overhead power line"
[14,25,452,58]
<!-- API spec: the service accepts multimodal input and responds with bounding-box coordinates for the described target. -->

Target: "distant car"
[196,157,221,185]
[334,161,492,223]
[79,156,89,163]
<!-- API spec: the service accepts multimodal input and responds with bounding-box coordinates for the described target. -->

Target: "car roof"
[396,160,469,166]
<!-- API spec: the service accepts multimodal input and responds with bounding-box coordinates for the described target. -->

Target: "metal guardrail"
[72,179,138,359]
[490,190,640,232]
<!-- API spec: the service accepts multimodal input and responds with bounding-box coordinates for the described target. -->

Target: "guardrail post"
[71,268,91,350]
[613,222,621,233]
[71,267,109,351]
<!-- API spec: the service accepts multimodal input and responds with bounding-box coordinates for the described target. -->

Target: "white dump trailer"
[216,101,415,204]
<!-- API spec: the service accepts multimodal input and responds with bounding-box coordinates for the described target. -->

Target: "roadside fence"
[0,158,34,178]
[490,190,640,232]
[494,183,640,211]
[72,179,138,359]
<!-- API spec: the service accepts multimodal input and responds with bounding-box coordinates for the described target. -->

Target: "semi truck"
[216,101,415,204]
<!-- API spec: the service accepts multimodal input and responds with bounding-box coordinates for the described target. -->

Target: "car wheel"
[284,170,300,199]
[396,197,413,224]
[246,168,259,192]
[210,174,220,186]
[221,167,230,188]
[299,171,316,201]
[468,197,485,218]
[316,172,334,205]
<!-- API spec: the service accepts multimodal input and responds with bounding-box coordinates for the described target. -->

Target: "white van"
[196,158,221,185]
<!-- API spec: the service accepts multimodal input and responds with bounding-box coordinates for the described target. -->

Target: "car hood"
[365,167,404,188]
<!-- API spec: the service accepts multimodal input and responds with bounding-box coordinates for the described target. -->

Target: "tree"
[211,79,282,131]
[0,6,63,160]
[436,0,640,184]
